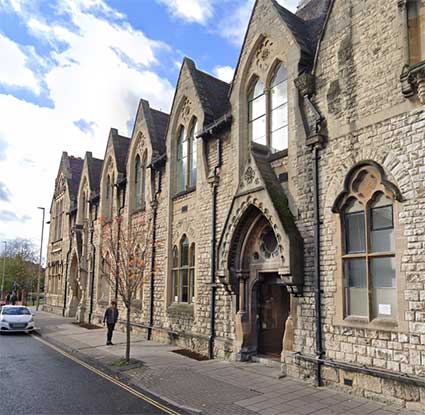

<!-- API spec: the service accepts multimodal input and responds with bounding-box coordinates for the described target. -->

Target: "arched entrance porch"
[225,205,296,361]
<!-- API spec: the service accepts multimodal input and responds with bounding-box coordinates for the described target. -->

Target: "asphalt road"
[0,333,176,415]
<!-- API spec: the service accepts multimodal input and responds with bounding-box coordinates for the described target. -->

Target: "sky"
[0,0,299,258]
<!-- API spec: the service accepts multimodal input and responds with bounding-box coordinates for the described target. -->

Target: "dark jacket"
[103,307,119,324]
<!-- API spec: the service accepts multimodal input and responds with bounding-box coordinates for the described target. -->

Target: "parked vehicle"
[0,306,35,334]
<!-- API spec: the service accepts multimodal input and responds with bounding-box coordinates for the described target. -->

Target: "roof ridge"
[273,0,307,23]
[195,67,230,86]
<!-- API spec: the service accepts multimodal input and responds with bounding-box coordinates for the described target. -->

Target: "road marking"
[31,335,182,415]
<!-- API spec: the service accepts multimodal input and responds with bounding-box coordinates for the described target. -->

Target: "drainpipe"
[313,144,323,387]
[63,212,73,317]
[88,198,98,324]
[115,181,126,302]
[148,169,161,340]
[208,137,222,360]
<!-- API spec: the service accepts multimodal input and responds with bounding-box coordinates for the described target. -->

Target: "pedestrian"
[6,293,10,304]
[103,300,119,346]
[10,292,16,305]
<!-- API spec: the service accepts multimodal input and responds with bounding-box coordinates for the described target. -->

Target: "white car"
[0,305,35,333]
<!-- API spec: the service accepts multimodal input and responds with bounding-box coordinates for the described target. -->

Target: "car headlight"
[0,317,7,323]
[29,317,34,323]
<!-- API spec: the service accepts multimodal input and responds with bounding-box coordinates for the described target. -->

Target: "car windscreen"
[2,307,31,315]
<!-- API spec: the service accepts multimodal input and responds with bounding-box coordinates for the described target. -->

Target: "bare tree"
[100,215,151,363]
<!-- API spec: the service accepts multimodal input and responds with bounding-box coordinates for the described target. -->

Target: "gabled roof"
[84,152,103,193]
[295,0,332,57]
[150,108,169,155]
[68,156,84,200]
[273,0,313,57]
[109,128,131,175]
[229,0,332,95]
[184,58,231,125]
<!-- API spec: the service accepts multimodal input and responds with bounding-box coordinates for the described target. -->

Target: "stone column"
[235,270,250,361]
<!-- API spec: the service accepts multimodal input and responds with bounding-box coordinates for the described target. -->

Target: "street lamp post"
[36,207,45,311]
[1,241,6,300]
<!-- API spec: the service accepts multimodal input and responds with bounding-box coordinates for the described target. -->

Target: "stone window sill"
[168,303,194,316]
[172,187,196,201]
[268,149,288,162]
[337,316,399,332]
[131,207,147,216]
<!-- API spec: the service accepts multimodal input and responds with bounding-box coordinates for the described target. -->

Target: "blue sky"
[0,0,298,255]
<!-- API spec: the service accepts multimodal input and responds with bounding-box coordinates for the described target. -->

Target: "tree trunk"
[126,305,131,363]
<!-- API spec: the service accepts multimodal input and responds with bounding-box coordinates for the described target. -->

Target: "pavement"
[32,310,422,415]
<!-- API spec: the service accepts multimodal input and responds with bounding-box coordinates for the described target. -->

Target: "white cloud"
[0,0,175,253]
[157,0,214,25]
[213,65,234,83]
[0,32,40,93]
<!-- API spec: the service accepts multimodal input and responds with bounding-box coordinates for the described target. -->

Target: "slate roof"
[295,0,332,55]
[150,108,169,155]
[68,156,84,200]
[185,58,231,125]
[110,129,131,174]
[87,155,103,193]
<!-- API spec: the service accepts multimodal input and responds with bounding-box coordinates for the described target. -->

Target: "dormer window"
[176,118,197,194]
[248,63,288,153]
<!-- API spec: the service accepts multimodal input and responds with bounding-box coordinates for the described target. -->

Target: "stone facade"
[45,0,425,410]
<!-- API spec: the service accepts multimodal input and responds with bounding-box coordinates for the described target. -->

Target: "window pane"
[250,79,265,100]
[271,127,288,152]
[371,257,396,318]
[177,158,186,193]
[270,65,288,87]
[189,269,195,303]
[172,247,179,268]
[249,94,266,121]
[345,259,368,317]
[344,211,366,253]
[190,134,197,187]
[271,81,288,109]
[181,237,189,266]
[181,269,189,303]
[250,116,266,145]
[173,270,179,302]
[370,205,394,252]
[271,104,288,132]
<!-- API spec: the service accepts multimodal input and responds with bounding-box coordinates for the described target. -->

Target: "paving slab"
[34,310,423,415]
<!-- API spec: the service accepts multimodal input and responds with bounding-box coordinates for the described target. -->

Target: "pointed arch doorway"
[227,205,294,360]
[256,273,290,357]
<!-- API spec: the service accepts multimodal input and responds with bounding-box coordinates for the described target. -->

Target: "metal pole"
[1,241,6,300]
[36,207,45,311]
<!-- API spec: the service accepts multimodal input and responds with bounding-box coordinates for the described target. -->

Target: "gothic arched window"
[247,63,289,153]
[176,120,197,194]
[248,78,266,146]
[172,235,195,304]
[189,120,197,188]
[177,126,187,194]
[270,64,288,152]
[135,154,142,210]
[334,163,401,321]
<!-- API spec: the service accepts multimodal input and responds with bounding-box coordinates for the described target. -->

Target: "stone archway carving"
[219,203,296,360]
[218,194,303,296]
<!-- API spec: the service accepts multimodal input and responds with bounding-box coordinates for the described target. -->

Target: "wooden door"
[258,283,289,356]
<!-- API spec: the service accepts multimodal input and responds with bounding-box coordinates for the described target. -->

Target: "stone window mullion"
[364,203,372,322]
[265,87,271,148]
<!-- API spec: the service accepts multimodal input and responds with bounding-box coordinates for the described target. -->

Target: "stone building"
[45,0,425,410]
